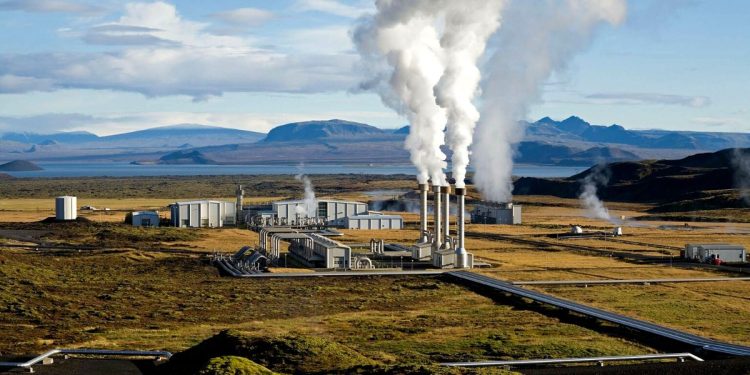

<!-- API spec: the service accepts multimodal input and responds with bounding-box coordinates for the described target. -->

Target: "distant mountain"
[262,119,386,142]
[1,131,98,144]
[527,116,750,150]
[513,148,749,211]
[0,160,43,171]
[158,150,216,165]
[97,124,264,148]
[515,142,639,165]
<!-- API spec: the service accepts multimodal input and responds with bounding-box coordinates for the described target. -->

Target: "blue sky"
[0,0,747,135]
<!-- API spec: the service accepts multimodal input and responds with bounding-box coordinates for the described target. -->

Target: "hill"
[262,119,386,142]
[101,124,264,146]
[513,148,749,212]
[0,160,43,171]
[0,131,98,144]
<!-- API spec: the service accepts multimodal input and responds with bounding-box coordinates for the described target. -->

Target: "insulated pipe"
[441,185,450,249]
[455,187,468,268]
[418,183,428,242]
[433,184,442,252]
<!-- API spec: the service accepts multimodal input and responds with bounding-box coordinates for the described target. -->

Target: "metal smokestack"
[441,185,450,249]
[455,187,468,268]
[433,184,442,252]
[418,183,428,242]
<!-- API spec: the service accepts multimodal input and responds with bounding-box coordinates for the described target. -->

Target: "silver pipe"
[0,349,173,371]
[441,185,450,249]
[433,184,441,252]
[418,183,428,242]
[455,187,468,268]
[441,353,704,367]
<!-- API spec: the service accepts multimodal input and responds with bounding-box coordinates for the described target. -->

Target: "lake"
[3,162,587,179]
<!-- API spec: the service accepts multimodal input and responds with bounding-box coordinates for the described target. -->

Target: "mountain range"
[2,116,749,166]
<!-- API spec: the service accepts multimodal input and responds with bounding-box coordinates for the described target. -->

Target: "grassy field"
[0,248,655,372]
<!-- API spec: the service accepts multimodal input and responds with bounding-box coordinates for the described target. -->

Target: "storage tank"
[55,196,77,221]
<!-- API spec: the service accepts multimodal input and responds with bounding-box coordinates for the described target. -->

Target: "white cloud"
[293,0,370,18]
[585,92,711,107]
[692,116,744,128]
[0,1,359,100]
[0,110,400,136]
[0,74,55,93]
[211,7,274,27]
[0,0,102,15]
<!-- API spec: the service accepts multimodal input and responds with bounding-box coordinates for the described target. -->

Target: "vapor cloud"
[586,92,710,107]
[472,0,627,202]
[0,0,102,15]
[579,163,612,221]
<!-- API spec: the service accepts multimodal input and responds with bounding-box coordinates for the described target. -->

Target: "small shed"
[684,244,746,263]
[55,196,77,221]
[132,211,159,227]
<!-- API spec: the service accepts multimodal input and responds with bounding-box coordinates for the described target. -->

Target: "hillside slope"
[513,148,749,211]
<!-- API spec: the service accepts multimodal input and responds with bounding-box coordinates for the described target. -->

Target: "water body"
[4,162,586,179]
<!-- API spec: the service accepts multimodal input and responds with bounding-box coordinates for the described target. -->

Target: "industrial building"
[55,196,77,221]
[345,213,403,230]
[471,202,522,225]
[132,211,159,227]
[288,233,351,269]
[684,244,746,263]
[272,199,367,226]
[169,200,236,228]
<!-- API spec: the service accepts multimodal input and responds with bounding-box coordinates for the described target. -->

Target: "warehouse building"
[273,199,367,226]
[55,196,77,221]
[169,200,236,228]
[345,213,403,230]
[132,211,159,227]
[684,243,746,263]
[288,233,351,269]
[471,202,522,225]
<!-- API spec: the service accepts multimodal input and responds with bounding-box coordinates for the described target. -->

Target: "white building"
[289,233,351,269]
[55,196,77,221]
[471,203,522,225]
[272,199,367,226]
[132,211,159,227]
[345,213,403,230]
[170,200,236,228]
[684,244,746,263]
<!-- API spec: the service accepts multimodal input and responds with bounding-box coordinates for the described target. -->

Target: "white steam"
[353,2,448,185]
[579,164,611,221]
[731,148,750,204]
[472,0,627,202]
[434,0,505,188]
[294,173,317,216]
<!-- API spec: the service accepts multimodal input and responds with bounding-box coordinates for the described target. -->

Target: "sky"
[0,0,748,136]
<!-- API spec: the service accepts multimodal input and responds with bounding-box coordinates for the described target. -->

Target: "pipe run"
[454,187,468,268]
[0,349,172,372]
[441,352,704,368]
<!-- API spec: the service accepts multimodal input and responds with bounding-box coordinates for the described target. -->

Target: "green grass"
[0,249,655,373]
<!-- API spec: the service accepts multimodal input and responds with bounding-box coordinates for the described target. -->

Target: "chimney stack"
[441,185,451,249]
[418,183,428,242]
[455,187,468,268]
[433,183,442,252]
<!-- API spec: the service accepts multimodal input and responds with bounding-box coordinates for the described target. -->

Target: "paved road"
[513,277,750,286]
[447,271,750,357]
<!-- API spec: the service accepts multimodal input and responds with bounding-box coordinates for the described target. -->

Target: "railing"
[0,348,172,372]
[441,352,704,368]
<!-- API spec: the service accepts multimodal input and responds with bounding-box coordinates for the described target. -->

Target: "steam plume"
[294,173,317,216]
[472,0,627,202]
[353,1,448,185]
[434,0,505,188]
[731,148,750,204]
[579,163,611,221]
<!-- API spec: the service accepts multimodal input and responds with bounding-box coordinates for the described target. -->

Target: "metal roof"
[347,214,403,220]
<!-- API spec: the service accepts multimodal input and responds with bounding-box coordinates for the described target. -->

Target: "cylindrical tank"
[55,196,77,221]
